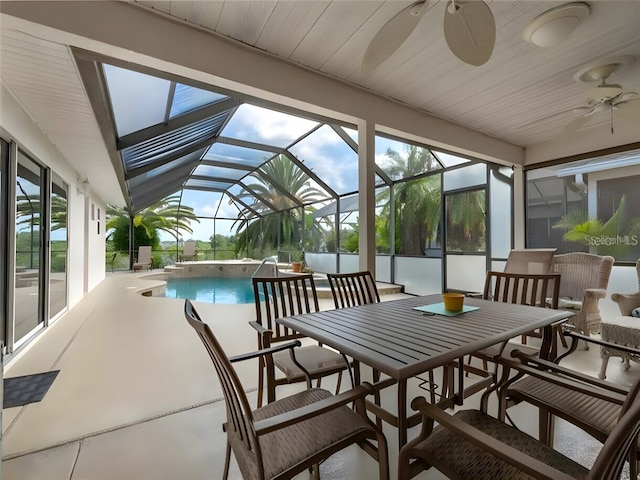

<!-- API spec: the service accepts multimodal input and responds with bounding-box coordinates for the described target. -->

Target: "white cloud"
[224,105,318,146]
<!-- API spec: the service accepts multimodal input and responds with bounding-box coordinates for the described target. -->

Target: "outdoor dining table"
[276,293,575,448]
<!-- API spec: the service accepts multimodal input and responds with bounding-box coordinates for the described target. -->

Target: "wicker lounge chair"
[551,252,614,338]
[600,259,640,379]
[251,274,349,408]
[184,299,389,480]
[503,248,557,275]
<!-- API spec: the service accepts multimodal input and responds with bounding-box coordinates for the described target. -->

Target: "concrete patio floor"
[2,271,637,479]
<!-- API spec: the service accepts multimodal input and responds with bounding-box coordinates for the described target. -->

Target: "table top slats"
[277,294,574,378]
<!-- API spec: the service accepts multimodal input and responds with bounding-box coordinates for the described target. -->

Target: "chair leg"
[376,429,390,480]
[371,368,384,430]
[334,371,343,395]
[557,326,568,348]
[257,357,265,408]
[599,355,610,380]
[428,370,436,404]
[223,440,231,480]
[312,463,320,480]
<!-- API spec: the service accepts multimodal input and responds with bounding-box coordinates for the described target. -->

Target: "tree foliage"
[377,146,441,255]
[553,196,640,258]
[106,196,199,252]
[233,155,325,255]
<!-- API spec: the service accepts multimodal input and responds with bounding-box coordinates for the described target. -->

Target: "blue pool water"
[162,277,255,304]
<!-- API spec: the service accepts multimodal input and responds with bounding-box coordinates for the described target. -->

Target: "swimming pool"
[161,276,256,304]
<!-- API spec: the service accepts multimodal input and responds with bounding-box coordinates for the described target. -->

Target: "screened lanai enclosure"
[90,51,640,297]
[89,50,514,295]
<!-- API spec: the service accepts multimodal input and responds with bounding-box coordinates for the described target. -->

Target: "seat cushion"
[252,388,374,479]
[411,409,588,479]
[507,375,620,442]
[273,345,347,381]
[558,297,583,310]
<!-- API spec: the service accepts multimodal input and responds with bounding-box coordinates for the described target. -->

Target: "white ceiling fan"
[561,80,640,135]
[522,58,640,135]
[361,0,496,73]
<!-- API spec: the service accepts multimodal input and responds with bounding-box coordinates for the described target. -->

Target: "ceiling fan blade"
[615,98,640,121]
[518,106,590,129]
[362,1,428,73]
[560,112,594,135]
[443,0,495,66]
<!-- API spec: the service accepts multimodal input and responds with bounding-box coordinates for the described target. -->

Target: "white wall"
[396,257,442,296]
[0,84,105,307]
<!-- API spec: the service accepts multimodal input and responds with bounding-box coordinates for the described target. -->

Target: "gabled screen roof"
[96,59,465,217]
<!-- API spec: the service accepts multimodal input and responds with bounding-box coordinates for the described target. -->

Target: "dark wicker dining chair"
[184,299,390,480]
[398,373,640,480]
[326,271,380,309]
[466,270,562,373]
[456,271,562,410]
[251,274,348,407]
[499,330,640,478]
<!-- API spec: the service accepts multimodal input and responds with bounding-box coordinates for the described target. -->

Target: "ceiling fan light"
[524,3,589,47]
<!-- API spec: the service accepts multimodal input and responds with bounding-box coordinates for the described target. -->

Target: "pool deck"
[2,270,636,479]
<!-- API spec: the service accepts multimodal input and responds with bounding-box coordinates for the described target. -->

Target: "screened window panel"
[221,104,319,147]
[103,64,170,136]
[185,179,232,190]
[375,137,441,181]
[203,143,275,168]
[122,117,222,170]
[526,156,640,260]
[228,183,272,214]
[289,125,358,195]
[170,84,228,117]
[179,189,224,217]
[434,151,470,168]
[128,149,205,188]
[192,164,248,181]
[443,163,486,191]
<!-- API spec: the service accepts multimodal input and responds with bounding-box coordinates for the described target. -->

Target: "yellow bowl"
[442,293,465,312]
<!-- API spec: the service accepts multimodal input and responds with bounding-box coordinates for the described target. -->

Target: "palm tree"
[106,195,199,252]
[445,190,486,252]
[377,146,441,255]
[233,155,326,254]
[553,195,640,258]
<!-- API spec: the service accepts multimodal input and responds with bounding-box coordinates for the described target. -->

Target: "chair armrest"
[253,383,375,436]
[611,292,640,316]
[564,330,640,359]
[582,288,606,313]
[228,340,302,363]
[501,355,627,402]
[409,398,575,480]
[249,320,270,335]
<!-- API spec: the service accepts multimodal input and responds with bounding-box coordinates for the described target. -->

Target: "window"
[526,152,640,262]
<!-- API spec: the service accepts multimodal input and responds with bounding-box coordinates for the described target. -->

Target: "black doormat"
[3,370,60,409]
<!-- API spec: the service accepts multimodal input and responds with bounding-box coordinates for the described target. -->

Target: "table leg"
[539,325,554,361]
[397,378,407,448]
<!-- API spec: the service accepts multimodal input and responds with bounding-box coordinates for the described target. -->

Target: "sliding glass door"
[50,173,68,320]
[15,152,45,344]
[1,139,8,349]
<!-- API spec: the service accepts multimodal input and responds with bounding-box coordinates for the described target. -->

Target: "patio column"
[357,120,376,275]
